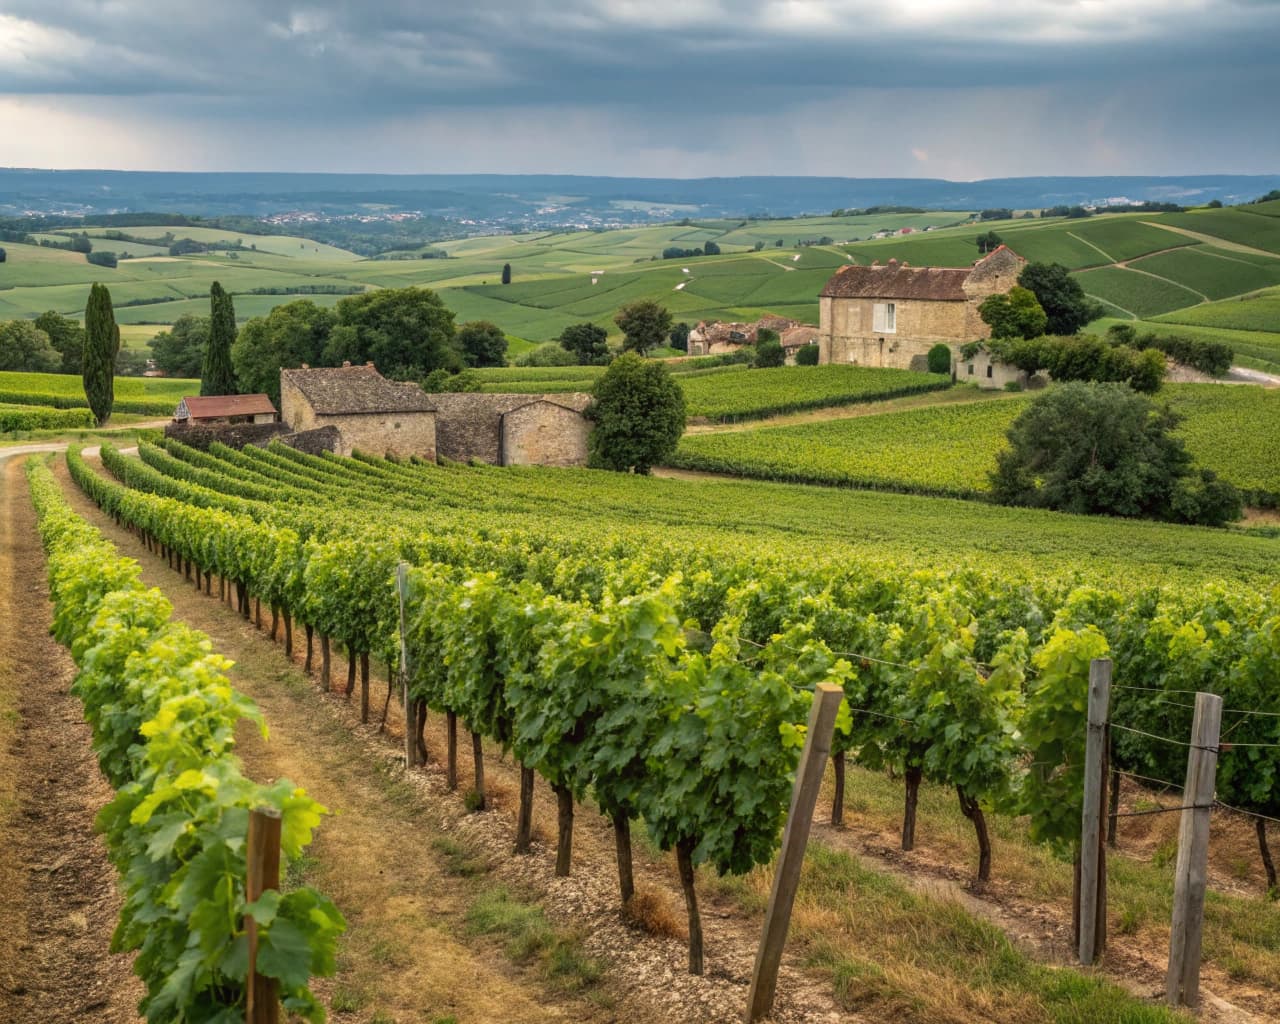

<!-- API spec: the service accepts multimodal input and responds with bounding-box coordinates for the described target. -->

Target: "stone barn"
[173,394,278,425]
[818,246,1025,370]
[280,362,437,459]
[430,392,592,467]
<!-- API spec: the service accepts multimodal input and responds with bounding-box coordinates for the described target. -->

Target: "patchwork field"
[669,383,1280,505]
[4,207,1280,371]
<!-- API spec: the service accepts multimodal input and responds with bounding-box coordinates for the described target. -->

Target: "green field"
[0,370,195,415]
[1155,285,1280,334]
[4,209,1280,369]
[678,365,950,422]
[669,383,1280,504]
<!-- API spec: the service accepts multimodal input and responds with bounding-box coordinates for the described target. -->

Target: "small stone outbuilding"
[174,394,278,425]
[280,362,437,459]
[431,392,592,467]
[818,246,1025,370]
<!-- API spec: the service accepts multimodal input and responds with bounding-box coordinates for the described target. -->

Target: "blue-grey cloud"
[0,1,1275,175]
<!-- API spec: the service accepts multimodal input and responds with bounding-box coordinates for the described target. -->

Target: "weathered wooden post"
[1079,658,1111,964]
[746,682,843,1023]
[246,807,282,1024]
[397,562,416,768]
[1166,691,1222,1008]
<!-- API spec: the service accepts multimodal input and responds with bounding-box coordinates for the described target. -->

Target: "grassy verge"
[466,887,605,995]
[799,763,1280,1000]
[0,425,164,448]
[714,842,1182,1024]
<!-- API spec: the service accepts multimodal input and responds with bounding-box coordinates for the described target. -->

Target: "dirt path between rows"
[52,456,847,1024]
[0,457,144,1023]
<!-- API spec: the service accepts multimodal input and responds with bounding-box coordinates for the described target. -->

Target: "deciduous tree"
[0,319,59,372]
[148,314,209,378]
[587,352,685,473]
[325,287,461,379]
[614,301,672,356]
[34,310,85,374]
[978,285,1048,340]
[231,300,334,403]
[1018,262,1104,336]
[457,320,508,368]
[558,323,611,365]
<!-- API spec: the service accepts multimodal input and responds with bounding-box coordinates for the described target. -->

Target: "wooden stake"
[246,807,282,1024]
[470,731,486,809]
[746,682,843,1021]
[1166,691,1222,1008]
[515,765,535,854]
[360,652,370,723]
[554,784,573,876]
[831,750,845,827]
[446,711,458,790]
[1079,658,1111,965]
[397,563,416,768]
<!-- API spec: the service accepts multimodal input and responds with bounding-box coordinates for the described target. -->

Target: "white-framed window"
[872,302,896,333]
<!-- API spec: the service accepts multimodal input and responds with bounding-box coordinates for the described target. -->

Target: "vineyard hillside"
[4,209,1279,368]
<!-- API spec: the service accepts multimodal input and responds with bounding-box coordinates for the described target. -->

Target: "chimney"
[871,259,880,266]
[300,362,309,369]
[887,258,898,266]
[342,360,351,368]
[366,361,374,367]
[902,261,909,267]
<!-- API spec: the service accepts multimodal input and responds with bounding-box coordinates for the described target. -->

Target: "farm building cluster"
[170,362,593,465]
[686,316,820,361]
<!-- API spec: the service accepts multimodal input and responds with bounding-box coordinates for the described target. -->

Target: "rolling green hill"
[3,208,1280,369]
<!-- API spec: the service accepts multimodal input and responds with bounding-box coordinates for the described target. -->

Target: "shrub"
[516,342,578,367]
[926,343,952,375]
[587,353,685,473]
[753,338,785,368]
[991,381,1240,525]
[1134,331,1233,378]
[795,344,820,366]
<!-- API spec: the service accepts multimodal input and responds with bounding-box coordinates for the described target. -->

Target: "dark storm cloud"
[0,1,1276,174]
[1,0,1277,112]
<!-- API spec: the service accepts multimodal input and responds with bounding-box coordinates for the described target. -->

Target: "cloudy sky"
[0,0,1276,178]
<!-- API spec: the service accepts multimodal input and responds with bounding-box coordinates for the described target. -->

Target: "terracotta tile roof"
[820,259,970,301]
[280,363,435,415]
[821,247,1023,302]
[177,394,277,420]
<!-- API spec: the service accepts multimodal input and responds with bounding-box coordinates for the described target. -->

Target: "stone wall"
[502,400,591,467]
[432,393,591,466]
[164,420,341,453]
[166,420,288,450]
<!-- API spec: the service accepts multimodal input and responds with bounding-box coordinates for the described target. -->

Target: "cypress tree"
[82,282,119,427]
[201,281,238,395]
[501,262,512,285]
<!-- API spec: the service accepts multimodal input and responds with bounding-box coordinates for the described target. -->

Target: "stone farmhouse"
[281,363,438,459]
[817,246,1024,371]
[279,362,592,466]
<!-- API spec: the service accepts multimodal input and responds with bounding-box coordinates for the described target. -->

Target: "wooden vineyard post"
[246,807,282,1024]
[397,562,416,768]
[746,682,843,1023]
[1166,691,1222,1008]
[1078,658,1111,965]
